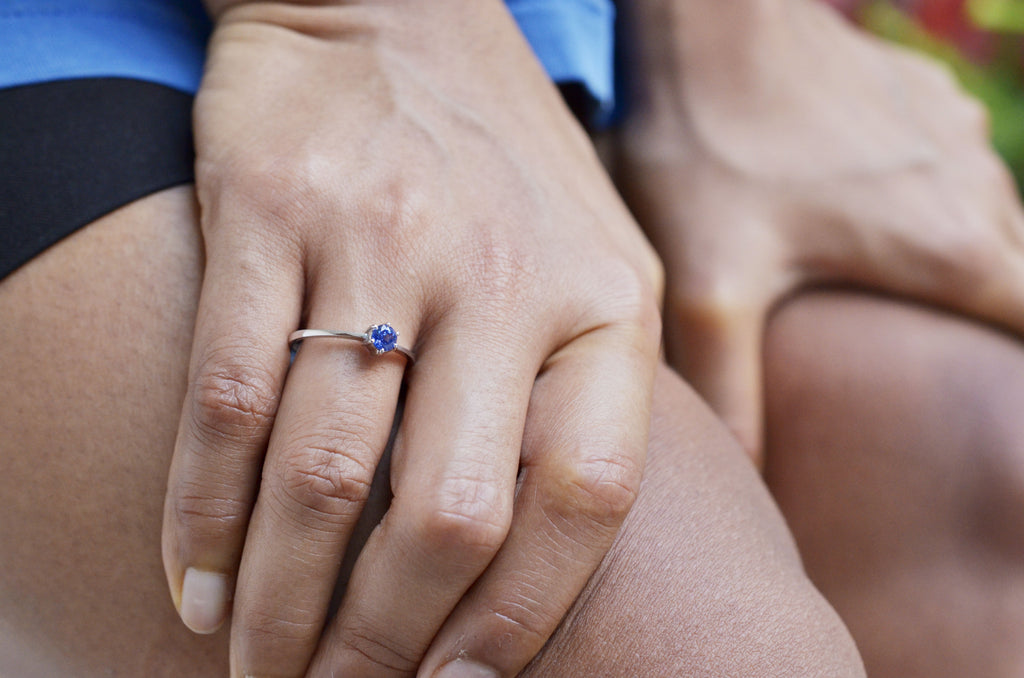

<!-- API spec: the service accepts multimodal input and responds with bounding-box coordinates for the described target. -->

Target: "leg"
[521,365,863,677]
[765,292,1024,677]
[0,187,226,676]
[0,187,861,675]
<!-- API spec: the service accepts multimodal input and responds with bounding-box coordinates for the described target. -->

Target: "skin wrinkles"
[14,1,1024,678]
[0,186,874,677]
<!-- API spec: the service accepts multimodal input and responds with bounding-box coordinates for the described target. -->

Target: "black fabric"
[0,77,195,280]
[558,82,599,133]
[0,77,592,282]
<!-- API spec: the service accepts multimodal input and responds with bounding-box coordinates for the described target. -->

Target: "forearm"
[619,0,797,153]
[621,0,781,77]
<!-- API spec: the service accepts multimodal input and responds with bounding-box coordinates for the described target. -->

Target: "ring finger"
[229,307,416,678]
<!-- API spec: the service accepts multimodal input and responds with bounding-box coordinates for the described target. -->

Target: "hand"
[617,0,1024,462]
[161,1,662,676]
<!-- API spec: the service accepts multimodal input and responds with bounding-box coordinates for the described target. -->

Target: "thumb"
[665,288,767,468]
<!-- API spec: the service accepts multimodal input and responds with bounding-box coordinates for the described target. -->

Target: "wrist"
[619,0,786,141]
[202,0,512,61]
[203,0,352,22]
[203,0,504,26]
[197,0,556,138]
[622,0,783,84]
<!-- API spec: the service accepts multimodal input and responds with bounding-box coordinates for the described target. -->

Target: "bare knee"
[524,366,865,677]
[765,291,1024,677]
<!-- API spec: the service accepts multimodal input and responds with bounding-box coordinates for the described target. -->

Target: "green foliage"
[861,0,1024,188]
[967,0,1024,33]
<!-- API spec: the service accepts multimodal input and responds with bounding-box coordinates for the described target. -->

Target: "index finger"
[162,235,302,633]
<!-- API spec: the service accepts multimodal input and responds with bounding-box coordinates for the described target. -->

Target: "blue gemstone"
[369,323,398,353]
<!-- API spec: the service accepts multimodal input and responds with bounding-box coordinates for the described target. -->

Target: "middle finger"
[308,315,541,676]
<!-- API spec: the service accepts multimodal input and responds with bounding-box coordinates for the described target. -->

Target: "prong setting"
[365,323,399,355]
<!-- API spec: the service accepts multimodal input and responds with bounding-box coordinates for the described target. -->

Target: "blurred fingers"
[665,285,767,465]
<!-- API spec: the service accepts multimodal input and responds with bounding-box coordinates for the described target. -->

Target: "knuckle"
[170,487,250,541]
[243,607,317,645]
[545,450,642,530]
[931,62,961,92]
[412,476,512,562]
[919,225,994,291]
[223,150,327,227]
[455,229,541,305]
[982,154,1020,200]
[190,361,279,445]
[237,607,321,664]
[669,274,752,332]
[611,260,657,311]
[912,54,961,93]
[480,596,553,646]
[961,96,990,135]
[275,435,377,524]
[646,248,667,305]
[336,620,420,673]
[913,59,989,132]
[589,258,663,332]
[372,176,433,238]
[620,269,663,339]
[955,235,996,274]
[343,175,436,268]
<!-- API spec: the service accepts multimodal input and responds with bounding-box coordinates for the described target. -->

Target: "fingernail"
[434,659,499,678]
[180,567,229,634]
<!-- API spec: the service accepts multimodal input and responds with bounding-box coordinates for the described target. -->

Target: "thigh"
[765,293,1024,678]
[0,186,227,676]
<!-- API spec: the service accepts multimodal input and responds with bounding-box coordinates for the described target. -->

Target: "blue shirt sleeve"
[505,0,616,125]
[0,0,212,93]
[0,0,616,125]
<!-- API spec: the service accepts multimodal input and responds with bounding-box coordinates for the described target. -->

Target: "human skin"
[0,186,863,677]
[164,2,663,675]
[618,0,1024,462]
[765,293,1024,677]
[614,2,1024,667]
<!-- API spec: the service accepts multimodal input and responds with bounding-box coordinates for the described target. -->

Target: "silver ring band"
[289,323,415,362]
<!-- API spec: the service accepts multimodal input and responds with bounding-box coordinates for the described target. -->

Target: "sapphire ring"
[289,323,415,362]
